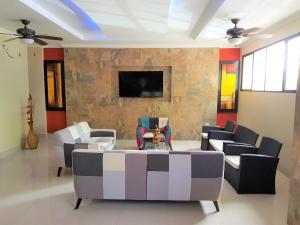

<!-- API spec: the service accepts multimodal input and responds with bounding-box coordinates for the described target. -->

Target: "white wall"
[28,47,46,135]
[238,92,295,175]
[239,13,300,176]
[0,41,29,153]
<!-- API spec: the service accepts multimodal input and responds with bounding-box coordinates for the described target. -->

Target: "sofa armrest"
[208,130,233,140]
[240,154,279,169]
[163,124,172,144]
[202,125,223,133]
[90,129,116,138]
[238,154,279,194]
[224,144,258,155]
[63,142,98,167]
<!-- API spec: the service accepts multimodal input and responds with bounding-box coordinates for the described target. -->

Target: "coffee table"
[142,138,173,151]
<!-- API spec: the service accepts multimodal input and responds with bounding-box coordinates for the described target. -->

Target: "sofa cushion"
[68,126,81,140]
[225,155,240,169]
[143,132,165,141]
[159,117,169,129]
[258,137,282,158]
[201,133,208,139]
[84,137,114,144]
[209,139,234,152]
[140,117,150,129]
[233,125,258,145]
[224,121,235,132]
[75,123,90,140]
[80,121,91,134]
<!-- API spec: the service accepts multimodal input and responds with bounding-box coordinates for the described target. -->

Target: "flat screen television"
[118,71,163,97]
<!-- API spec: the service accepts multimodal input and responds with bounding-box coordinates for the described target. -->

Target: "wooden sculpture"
[26,94,38,150]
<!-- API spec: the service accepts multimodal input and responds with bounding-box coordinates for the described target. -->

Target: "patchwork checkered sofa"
[136,117,172,149]
[53,121,116,177]
[72,149,224,211]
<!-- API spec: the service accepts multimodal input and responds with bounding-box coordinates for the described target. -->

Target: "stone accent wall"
[64,48,219,139]
[288,65,300,225]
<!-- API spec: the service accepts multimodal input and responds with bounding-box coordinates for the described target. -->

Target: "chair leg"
[57,167,62,177]
[213,201,219,212]
[169,142,173,151]
[74,198,82,210]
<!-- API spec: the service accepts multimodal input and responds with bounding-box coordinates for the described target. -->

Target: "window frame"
[241,32,300,93]
[43,60,66,111]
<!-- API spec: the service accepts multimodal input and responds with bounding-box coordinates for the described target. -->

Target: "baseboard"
[0,145,20,159]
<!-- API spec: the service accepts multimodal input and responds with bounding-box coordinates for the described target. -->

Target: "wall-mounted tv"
[118,71,163,97]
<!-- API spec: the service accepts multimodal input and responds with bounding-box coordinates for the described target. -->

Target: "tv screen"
[118,71,163,97]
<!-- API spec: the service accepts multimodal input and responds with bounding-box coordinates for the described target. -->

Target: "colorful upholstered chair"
[136,117,172,149]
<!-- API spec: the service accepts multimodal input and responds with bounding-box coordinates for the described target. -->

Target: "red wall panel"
[219,48,240,61]
[44,48,64,60]
[44,48,66,133]
[217,48,240,126]
[46,111,67,133]
[217,113,237,127]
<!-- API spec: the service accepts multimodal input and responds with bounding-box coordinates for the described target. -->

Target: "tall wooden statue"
[26,94,38,150]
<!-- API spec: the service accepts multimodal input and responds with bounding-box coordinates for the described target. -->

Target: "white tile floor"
[0,136,289,225]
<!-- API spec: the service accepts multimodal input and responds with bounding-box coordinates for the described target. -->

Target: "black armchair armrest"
[208,130,233,140]
[238,154,280,194]
[202,125,223,133]
[224,144,258,155]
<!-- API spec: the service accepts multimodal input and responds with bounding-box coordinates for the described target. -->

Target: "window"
[44,60,66,110]
[286,36,300,90]
[265,41,285,91]
[241,54,253,90]
[252,49,266,91]
[241,34,300,92]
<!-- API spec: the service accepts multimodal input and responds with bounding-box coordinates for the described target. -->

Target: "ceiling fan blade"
[33,38,48,46]
[0,32,20,36]
[34,35,63,41]
[241,27,260,34]
[3,37,19,43]
[247,33,273,39]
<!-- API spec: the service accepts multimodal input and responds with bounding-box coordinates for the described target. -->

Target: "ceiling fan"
[226,18,273,45]
[0,19,63,46]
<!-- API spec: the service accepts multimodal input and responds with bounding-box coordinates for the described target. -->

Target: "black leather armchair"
[208,125,258,152]
[224,136,282,194]
[201,120,235,150]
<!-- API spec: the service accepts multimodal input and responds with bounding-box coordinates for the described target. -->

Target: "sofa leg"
[213,201,219,212]
[57,167,62,177]
[74,198,82,210]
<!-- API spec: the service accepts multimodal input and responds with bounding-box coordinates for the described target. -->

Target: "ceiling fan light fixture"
[20,37,34,45]
[228,36,243,45]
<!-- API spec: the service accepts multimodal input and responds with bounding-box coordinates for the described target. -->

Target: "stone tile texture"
[64,48,219,140]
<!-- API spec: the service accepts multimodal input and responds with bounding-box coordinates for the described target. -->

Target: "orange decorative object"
[152,124,160,146]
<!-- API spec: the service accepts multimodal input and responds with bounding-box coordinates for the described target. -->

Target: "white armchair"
[53,121,116,177]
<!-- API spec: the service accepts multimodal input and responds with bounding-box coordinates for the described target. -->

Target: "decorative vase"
[27,124,38,149]
[26,94,39,150]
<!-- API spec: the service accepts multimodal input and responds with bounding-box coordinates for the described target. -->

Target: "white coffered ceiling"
[0,0,299,47]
